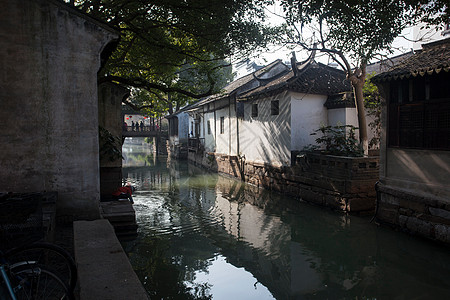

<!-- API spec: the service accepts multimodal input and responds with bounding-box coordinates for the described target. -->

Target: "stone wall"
[98,83,129,198]
[0,0,118,221]
[188,151,379,214]
[376,184,450,244]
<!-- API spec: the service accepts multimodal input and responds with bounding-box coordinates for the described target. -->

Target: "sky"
[233,4,448,78]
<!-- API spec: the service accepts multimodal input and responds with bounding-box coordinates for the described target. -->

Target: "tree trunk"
[349,64,368,156]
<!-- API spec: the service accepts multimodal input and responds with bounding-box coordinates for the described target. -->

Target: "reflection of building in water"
[127,158,450,299]
[209,176,324,298]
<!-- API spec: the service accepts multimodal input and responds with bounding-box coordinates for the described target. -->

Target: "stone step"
[74,220,148,300]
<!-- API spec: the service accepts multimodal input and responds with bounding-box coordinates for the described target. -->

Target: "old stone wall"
[98,83,129,198]
[188,151,379,214]
[0,0,117,221]
[377,184,450,244]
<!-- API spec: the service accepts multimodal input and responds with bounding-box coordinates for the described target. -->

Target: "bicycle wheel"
[5,242,77,293]
[11,265,73,300]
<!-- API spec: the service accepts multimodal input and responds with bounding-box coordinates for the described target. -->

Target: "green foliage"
[99,126,122,161]
[70,0,283,114]
[364,73,382,149]
[279,0,449,64]
[305,125,363,157]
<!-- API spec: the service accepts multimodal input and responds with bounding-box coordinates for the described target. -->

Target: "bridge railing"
[123,125,161,132]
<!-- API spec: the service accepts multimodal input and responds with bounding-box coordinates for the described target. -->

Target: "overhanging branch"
[99,75,215,99]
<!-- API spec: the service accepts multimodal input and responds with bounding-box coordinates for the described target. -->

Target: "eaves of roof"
[239,60,350,101]
[184,59,289,111]
[372,37,450,82]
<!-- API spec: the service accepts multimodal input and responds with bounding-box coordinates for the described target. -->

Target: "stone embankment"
[189,151,379,214]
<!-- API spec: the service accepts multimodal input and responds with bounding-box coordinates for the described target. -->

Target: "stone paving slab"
[74,219,149,300]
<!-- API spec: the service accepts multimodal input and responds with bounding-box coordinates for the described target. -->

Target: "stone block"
[404,217,432,236]
[429,207,450,221]
[377,206,399,224]
[399,198,427,214]
[434,224,450,244]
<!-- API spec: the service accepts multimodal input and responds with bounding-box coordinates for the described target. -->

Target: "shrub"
[305,125,363,157]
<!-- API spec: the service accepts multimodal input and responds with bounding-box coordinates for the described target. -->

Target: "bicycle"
[1,249,73,300]
[4,242,78,294]
[0,193,78,298]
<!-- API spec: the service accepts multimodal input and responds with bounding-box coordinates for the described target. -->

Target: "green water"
[121,139,450,299]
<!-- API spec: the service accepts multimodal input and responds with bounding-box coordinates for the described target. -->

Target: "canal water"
[121,139,450,299]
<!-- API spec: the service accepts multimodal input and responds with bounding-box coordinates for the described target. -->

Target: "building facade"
[373,38,450,244]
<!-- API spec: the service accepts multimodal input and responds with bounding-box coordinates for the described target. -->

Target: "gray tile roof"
[184,59,289,111]
[238,60,351,101]
[373,37,450,82]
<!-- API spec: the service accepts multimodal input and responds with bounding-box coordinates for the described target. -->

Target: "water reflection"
[121,140,450,299]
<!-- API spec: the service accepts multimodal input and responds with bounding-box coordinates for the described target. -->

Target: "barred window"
[388,72,450,150]
[220,117,224,134]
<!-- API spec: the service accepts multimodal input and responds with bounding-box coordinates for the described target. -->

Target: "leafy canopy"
[279,0,448,66]
[70,0,283,114]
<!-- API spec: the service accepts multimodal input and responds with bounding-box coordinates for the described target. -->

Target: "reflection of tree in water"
[125,153,155,166]
[125,236,213,300]
[123,156,450,299]
[123,162,222,299]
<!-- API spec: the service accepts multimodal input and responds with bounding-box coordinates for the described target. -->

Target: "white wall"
[215,104,238,156]
[239,93,291,167]
[328,107,379,149]
[290,93,328,151]
[178,112,190,144]
[204,111,216,152]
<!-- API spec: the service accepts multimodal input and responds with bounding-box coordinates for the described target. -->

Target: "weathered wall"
[376,184,450,244]
[385,148,450,195]
[98,83,128,197]
[240,93,291,167]
[375,73,450,245]
[290,92,328,151]
[0,0,117,220]
[98,82,129,168]
[215,103,238,156]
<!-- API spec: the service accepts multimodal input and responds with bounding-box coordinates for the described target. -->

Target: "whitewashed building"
[186,53,381,168]
[166,106,192,159]
[237,55,354,167]
[184,60,290,157]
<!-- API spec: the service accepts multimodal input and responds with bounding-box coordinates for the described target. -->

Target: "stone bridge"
[122,126,168,138]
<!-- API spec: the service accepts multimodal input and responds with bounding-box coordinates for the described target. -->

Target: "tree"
[278,0,449,155]
[363,73,382,150]
[69,0,282,113]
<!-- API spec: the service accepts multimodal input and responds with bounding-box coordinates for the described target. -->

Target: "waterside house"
[183,53,380,214]
[372,37,450,244]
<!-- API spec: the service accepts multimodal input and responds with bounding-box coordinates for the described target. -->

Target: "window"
[207,120,211,135]
[251,103,258,117]
[220,117,224,134]
[388,72,450,150]
[271,100,279,115]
